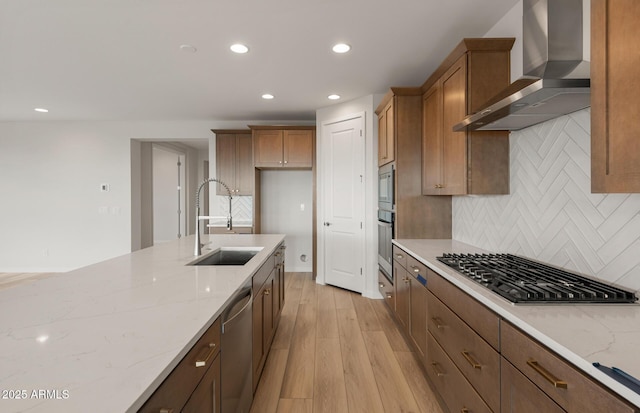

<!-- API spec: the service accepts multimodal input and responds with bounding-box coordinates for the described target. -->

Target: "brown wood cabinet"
[390,246,428,360]
[251,126,314,169]
[376,88,452,239]
[501,321,637,413]
[377,98,395,166]
[501,357,564,413]
[421,38,513,195]
[139,318,221,413]
[212,130,253,196]
[182,352,221,413]
[378,270,394,309]
[251,244,283,392]
[591,0,640,193]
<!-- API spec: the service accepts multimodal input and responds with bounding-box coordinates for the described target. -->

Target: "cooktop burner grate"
[437,253,638,304]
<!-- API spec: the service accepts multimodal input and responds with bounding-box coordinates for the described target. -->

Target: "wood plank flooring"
[251,272,444,413]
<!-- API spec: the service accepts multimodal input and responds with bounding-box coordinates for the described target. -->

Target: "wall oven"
[378,163,395,283]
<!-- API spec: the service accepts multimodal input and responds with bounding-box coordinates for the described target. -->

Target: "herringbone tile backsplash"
[452,109,640,292]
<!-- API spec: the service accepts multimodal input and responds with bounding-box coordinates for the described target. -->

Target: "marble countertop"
[0,234,285,413]
[394,239,640,408]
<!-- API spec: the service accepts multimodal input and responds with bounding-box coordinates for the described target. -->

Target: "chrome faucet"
[194,178,233,256]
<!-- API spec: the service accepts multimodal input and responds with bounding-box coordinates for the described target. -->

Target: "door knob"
[323,222,332,226]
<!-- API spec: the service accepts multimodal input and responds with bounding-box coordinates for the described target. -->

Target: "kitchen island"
[0,234,285,413]
[394,238,640,410]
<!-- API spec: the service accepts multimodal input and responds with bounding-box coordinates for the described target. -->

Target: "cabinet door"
[215,134,236,196]
[441,55,468,195]
[283,130,313,168]
[182,353,221,413]
[393,262,410,330]
[378,109,388,166]
[592,0,640,192]
[409,278,427,359]
[254,129,284,167]
[422,82,443,195]
[235,133,254,195]
[501,357,564,413]
[377,100,395,166]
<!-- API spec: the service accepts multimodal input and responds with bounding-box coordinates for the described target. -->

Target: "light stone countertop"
[0,234,285,413]
[394,238,640,409]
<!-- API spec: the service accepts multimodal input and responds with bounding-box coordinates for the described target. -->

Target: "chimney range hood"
[454,0,590,132]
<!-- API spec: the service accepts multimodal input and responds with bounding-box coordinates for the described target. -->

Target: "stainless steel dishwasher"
[221,279,253,413]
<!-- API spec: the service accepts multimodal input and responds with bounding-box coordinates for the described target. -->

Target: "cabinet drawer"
[378,270,395,310]
[501,357,564,413]
[427,291,500,412]
[427,268,499,350]
[392,245,408,269]
[426,333,492,413]
[406,255,428,286]
[252,253,276,292]
[140,317,221,413]
[501,322,636,413]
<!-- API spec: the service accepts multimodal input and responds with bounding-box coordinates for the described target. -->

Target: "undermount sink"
[188,247,264,266]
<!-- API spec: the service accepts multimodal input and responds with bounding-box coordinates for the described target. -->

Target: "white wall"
[260,170,313,272]
[0,120,303,272]
[316,94,384,298]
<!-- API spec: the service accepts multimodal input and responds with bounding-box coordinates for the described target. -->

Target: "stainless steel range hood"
[454,0,590,132]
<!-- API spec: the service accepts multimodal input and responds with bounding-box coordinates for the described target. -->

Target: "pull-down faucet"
[194,178,233,256]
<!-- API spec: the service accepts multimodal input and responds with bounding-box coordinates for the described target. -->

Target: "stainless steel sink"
[188,247,263,266]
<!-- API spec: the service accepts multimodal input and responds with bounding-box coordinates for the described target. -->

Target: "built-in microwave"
[378,163,394,212]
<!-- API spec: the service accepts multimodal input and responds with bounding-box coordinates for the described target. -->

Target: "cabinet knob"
[284,160,288,164]
[379,283,384,288]
[278,161,282,164]
[410,266,420,273]
[264,289,271,296]
[385,293,393,299]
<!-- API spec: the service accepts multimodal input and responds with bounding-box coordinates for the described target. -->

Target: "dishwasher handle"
[222,286,252,334]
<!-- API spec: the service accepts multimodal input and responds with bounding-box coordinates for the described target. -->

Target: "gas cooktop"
[437,253,638,304]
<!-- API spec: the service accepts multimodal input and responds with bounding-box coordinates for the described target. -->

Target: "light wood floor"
[251,272,444,413]
[0,272,52,291]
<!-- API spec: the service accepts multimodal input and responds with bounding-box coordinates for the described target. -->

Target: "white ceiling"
[0,0,520,122]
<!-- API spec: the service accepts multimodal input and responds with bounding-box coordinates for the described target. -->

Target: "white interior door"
[323,116,365,293]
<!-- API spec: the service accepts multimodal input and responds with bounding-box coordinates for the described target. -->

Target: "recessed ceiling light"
[179,44,197,53]
[328,94,341,100]
[230,44,249,54]
[261,94,274,100]
[332,43,351,54]
[34,108,48,113]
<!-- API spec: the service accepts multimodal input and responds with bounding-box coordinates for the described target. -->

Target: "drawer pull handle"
[159,409,174,413]
[379,283,385,288]
[404,276,410,283]
[527,359,568,389]
[431,362,446,377]
[431,317,447,329]
[396,254,404,259]
[461,350,482,369]
[410,266,420,273]
[386,293,393,299]
[264,288,271,296]
[195,343,217,368]
[460,408,469,413]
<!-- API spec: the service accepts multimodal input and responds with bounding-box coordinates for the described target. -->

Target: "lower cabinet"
[139,317,221,413]
[501,356,564,413]
[252,243,284,392]
[182,353,221,413]
[382,247,638,413]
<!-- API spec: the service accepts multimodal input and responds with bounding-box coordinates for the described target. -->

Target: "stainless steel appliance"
[378,163,395,282]
[378,210,393,281]
[378,163,394,212]
[438,253,638,304]
[221,279,253,413]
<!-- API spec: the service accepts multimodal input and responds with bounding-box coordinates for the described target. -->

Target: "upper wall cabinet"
[212,130,254,196]
[421,38,514,196]
[251,126,314,169]
[377,98,395,166]
[591,0,640,193]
